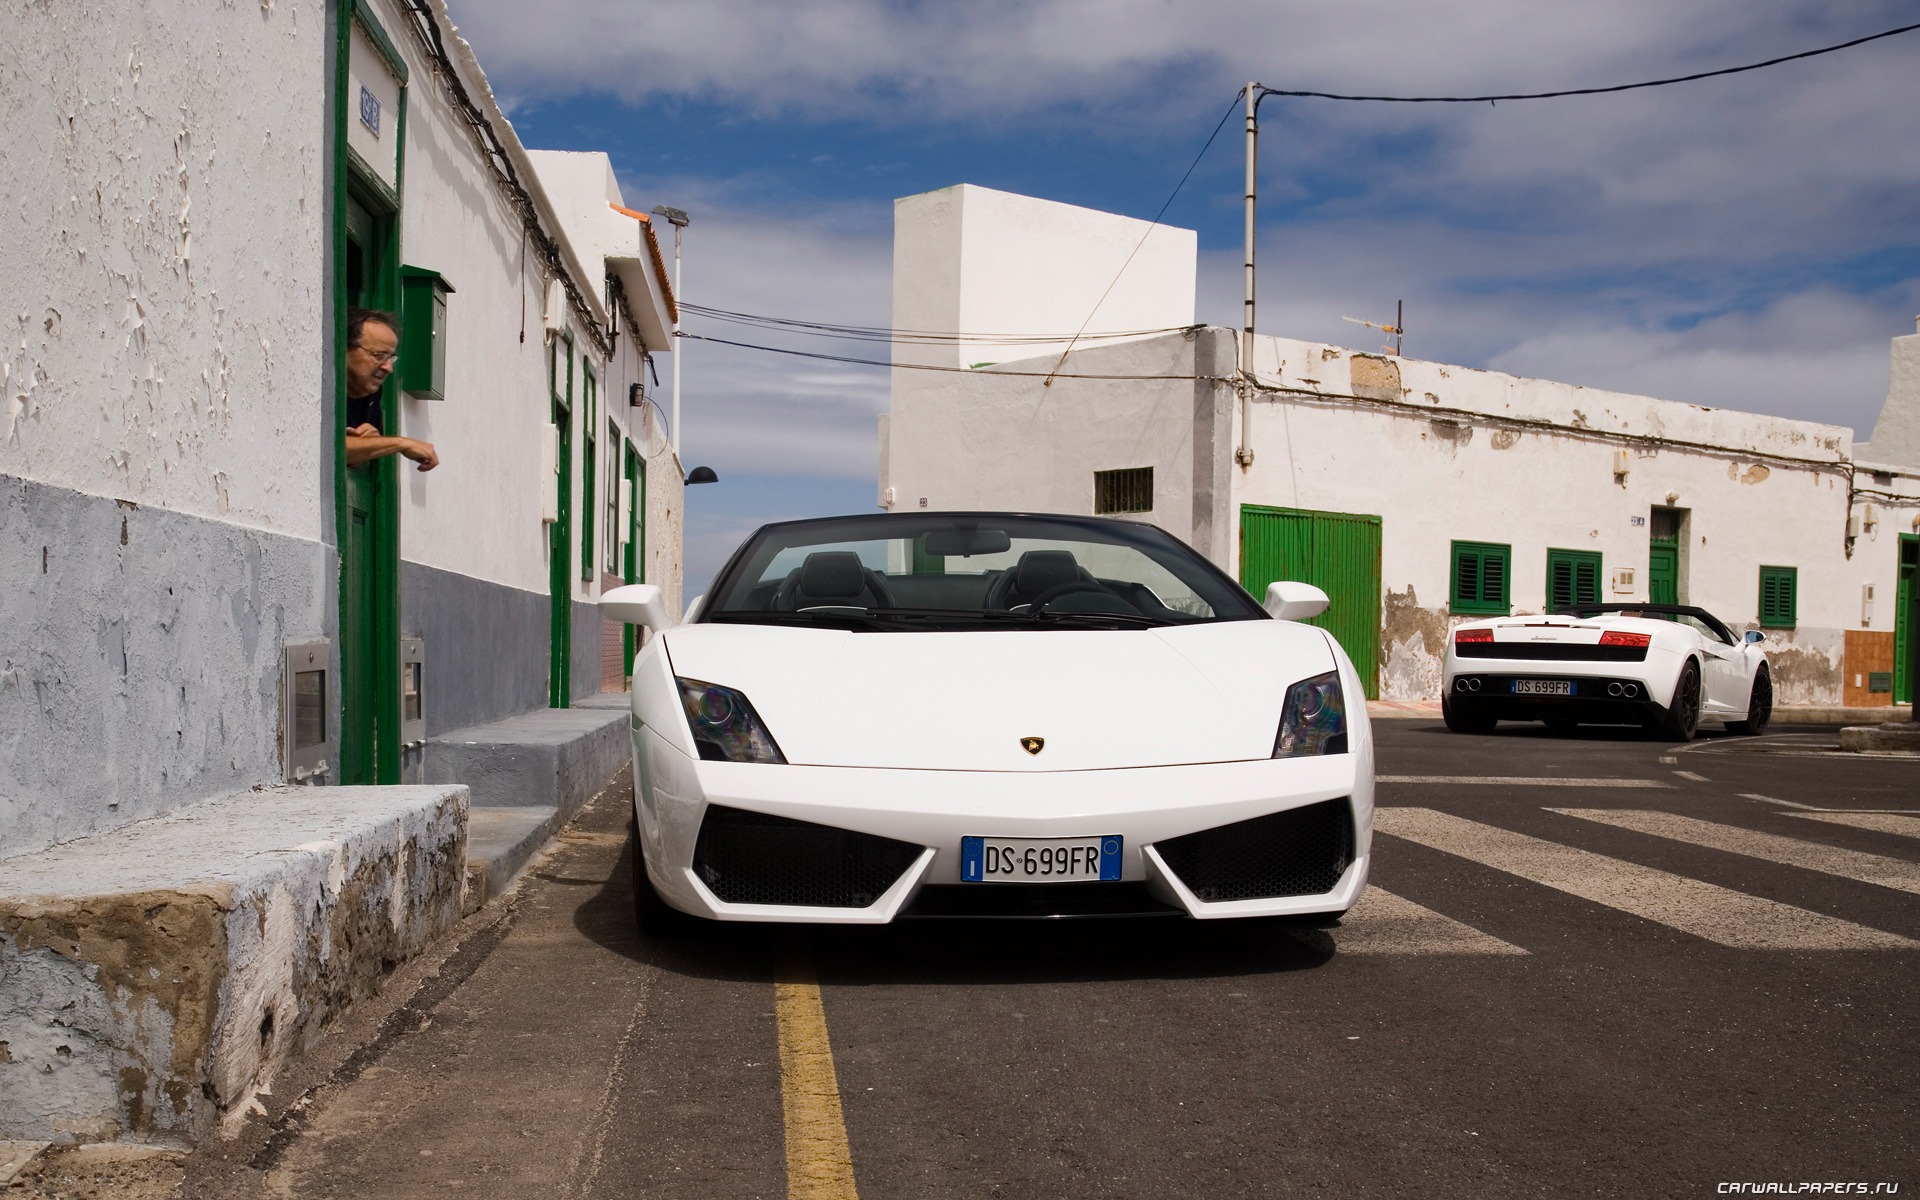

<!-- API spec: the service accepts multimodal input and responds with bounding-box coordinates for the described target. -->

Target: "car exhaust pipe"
[1623,682,1639,698]
[1607,682,1623,697]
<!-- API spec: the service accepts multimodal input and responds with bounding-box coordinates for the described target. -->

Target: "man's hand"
[399,438,439,471]
[345,430,440,471]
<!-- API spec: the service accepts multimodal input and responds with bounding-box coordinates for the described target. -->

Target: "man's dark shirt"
[348,392,384,434]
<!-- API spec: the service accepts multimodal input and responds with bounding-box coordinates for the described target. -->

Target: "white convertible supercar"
[1441,603,1773,740]
[600,512,1374,931]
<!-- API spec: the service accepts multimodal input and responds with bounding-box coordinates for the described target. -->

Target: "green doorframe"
[549,334,574,708]
[622,441,644,676]
[1896,533,1917,706]
[333,0,408,786]
[1239,505,1383,699]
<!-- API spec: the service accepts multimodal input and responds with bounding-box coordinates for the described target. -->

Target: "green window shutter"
[1451,541,1511,615]
[1546,549,1602,611]
[1758,565,1797,629]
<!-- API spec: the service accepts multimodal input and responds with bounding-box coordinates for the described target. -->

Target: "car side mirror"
[1264,581,1330,621]
[1743,629,1765,644]
[602,583,671,632]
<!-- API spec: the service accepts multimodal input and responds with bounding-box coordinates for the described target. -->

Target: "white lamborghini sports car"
[1442,603,1773,740]
[600,512,1374,931]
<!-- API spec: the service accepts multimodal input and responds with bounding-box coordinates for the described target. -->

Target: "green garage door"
[1240,505,1382,699]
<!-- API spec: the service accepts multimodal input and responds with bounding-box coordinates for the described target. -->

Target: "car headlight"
[1273,670,1347,757]
[676,677,787,764]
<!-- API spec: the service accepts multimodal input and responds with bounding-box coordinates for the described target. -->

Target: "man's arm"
[346,427,439,470]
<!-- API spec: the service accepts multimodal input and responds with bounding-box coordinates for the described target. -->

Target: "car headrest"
[798,551,868,599]
[1013,550,1080,595]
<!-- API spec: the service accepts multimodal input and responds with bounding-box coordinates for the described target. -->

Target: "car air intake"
[1155,798,1355,902]
[693,806,921,907]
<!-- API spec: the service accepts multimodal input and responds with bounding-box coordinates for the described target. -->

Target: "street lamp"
[650,205,690,461]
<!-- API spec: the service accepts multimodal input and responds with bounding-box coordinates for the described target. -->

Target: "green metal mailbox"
[398,266,453,400]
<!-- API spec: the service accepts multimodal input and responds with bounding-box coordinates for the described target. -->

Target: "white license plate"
[960,835,1122,883]
[1513,679,1574,695]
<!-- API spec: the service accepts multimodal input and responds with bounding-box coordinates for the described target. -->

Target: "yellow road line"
[776,943,859,1200]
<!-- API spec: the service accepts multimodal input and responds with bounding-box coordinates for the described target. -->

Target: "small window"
[1094,467,1153,514]
[1546,548,1602,611]
[1451,540,1511,615]
[1758,565,1797,629]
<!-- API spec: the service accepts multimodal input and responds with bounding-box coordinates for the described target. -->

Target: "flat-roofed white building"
[882,188,1920,708]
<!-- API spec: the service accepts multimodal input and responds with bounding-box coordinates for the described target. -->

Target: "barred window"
[1094,467,1153,515]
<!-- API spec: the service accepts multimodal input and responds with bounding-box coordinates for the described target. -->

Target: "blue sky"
[447,0,1920,596]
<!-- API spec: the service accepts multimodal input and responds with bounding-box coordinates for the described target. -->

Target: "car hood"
[658,620,1338,771]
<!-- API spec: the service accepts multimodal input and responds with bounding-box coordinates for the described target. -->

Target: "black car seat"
[774,551,896,610]
[984,549,1092,610]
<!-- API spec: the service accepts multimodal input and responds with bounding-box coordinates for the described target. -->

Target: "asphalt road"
[151,720,1920,1200]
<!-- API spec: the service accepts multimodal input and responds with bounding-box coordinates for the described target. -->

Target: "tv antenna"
[1342,300,1403,356]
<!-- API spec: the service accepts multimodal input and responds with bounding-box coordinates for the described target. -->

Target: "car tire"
[1726,667,1772,736]
[1655,659,1702,742]
[1443,696,1497,734]
[630,811,699,939]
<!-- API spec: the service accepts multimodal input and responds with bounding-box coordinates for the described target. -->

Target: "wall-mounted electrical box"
[398,266,454,400]
[1611,566,1636,594]
[283,640,333,784]
[1863,583,1876,627]
[544,278,566,333]
[400,636,426,752]
[1612,449,1630,479]
[542,424,560,523]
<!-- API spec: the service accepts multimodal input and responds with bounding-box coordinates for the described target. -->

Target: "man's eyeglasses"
[353,347,399,365]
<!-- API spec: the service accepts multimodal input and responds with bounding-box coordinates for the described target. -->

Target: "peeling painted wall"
[0,786,465,1144]
[0,0,325,537]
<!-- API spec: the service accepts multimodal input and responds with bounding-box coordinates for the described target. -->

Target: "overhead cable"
[679,302,1197,347]
[680,331,1206,381]
[1258,21,1920,104]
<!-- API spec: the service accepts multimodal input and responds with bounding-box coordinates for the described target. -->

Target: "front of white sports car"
[1441,603,1771,739]
[605,513,1374,929]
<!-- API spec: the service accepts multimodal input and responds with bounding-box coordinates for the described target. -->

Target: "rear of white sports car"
[613,513,1374,927]
[1442,616,1687,730]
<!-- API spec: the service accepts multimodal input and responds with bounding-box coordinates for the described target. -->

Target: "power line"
[1042,92,1245,385]
[679,302,1195,347]
[680,331,1205,381]
[1257,21,1920,105]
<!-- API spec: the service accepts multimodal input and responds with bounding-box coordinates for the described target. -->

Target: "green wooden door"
[1240,505,1382,699]
[1897,534,1917,705]
[548,337,574,708]
[1648,540,1679,606]
[340,193,401,785]
[622,442,644,677]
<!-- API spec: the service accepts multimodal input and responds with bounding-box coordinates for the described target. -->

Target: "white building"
[0,0,687,1143]
[881,188,1920,708]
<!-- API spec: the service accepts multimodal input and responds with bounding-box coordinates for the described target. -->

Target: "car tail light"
[1598,631,1651,648]
[1454,628,1494,644]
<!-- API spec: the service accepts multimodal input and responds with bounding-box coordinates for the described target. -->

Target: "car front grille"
[692,806,922,907]
[1455,642,1649,662]
[1155,798,1355,903]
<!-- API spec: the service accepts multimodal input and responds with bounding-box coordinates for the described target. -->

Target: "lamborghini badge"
[1021,737,1045,755]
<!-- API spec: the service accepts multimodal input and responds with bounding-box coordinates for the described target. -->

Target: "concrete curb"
[462,805,561,914]
[0,786,467,1146]
[1838,721,1920,755]
[428,701,628,815]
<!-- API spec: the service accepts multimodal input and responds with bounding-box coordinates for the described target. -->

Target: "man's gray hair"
[348,307,400,348]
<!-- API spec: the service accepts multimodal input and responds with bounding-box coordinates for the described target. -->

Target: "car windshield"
[701,513,1266,630]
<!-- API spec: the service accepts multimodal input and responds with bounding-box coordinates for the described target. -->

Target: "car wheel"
[1726,667,1772,736]
[1655,659,1702,742]
[1443,696,1497,734]
[630,811,699,939]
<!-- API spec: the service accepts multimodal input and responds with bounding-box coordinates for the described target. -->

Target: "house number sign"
[359,86,382,137]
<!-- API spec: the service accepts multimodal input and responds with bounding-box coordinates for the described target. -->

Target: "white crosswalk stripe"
[1550,809,1920,897]
[1372,807,1918,951]
[1789,812,1920,842]
[1330,887,1528,956]
[1377,776,1670,788]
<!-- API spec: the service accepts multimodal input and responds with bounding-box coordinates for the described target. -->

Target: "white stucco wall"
[1857,320,1920,471]
[892,184,1196,370]
[0,0,326,538]
[884,323,1901,705]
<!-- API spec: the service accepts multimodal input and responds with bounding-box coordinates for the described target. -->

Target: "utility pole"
[651,205,691,460]
[1237,82,1259,468]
